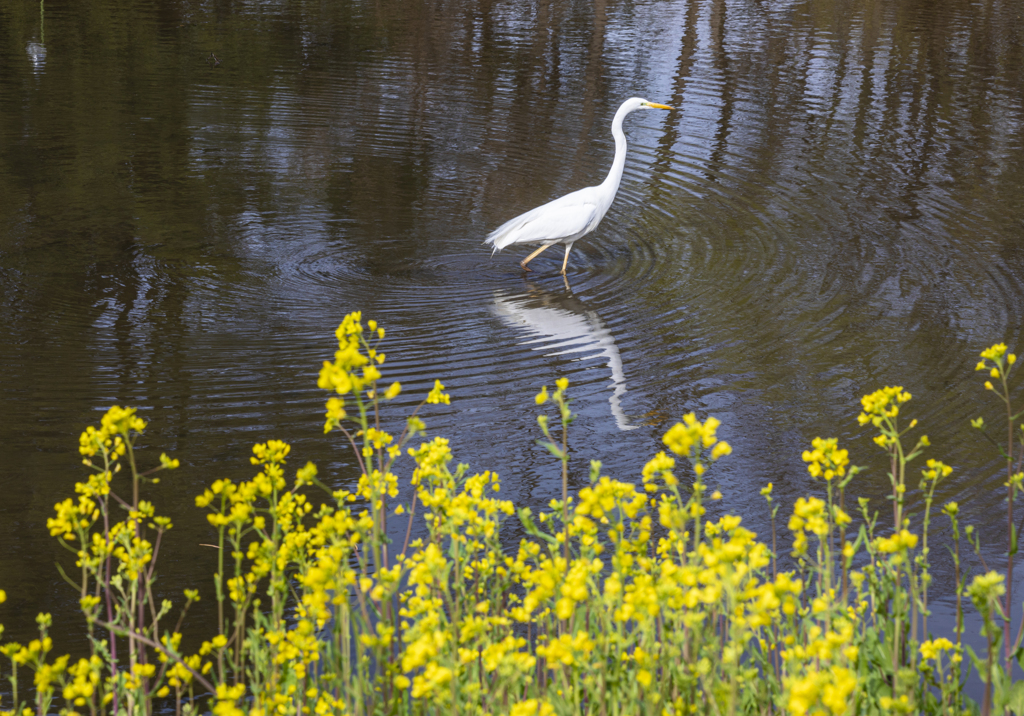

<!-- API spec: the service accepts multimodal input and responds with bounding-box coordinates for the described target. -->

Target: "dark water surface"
[1,0,1023,650]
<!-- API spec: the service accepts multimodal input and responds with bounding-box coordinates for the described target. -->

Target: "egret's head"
[639,99,675,111]
[618,97,675,115]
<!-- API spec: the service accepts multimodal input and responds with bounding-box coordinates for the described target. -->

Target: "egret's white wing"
[485,189,601,251]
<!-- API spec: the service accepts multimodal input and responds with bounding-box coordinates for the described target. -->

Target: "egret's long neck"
[600,104,631,196]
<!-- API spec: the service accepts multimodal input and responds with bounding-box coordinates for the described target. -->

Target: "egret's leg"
[560,244,572,275]
[520,243,552,271]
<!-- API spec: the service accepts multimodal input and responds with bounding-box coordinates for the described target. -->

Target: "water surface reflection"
[0,0,1022,659]
[492,281,637,431]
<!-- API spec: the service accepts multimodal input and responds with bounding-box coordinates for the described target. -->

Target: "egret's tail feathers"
[483,229,511,254]
[484,208,540,253]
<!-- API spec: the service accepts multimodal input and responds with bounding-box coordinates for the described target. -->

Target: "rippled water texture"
[1,0,1022,645]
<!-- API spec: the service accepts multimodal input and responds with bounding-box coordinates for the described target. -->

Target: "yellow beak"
[646,103,675,110]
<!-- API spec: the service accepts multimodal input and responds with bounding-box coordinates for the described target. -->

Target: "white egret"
[484,97,674,274]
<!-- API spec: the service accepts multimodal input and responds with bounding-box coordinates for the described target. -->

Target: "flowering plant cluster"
[0,315,1022,716]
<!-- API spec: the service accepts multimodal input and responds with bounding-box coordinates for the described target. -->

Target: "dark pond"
[1,0,1023,655]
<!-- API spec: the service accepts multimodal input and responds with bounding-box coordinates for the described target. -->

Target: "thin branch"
[401,492,419,557]
[93,621,216,694]
[338,425,367,477]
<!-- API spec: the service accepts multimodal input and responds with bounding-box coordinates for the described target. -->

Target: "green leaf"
[965,645,988,682]
[1008,682,1024,716]
[537,440,566,461]
[517,508,557,545]
[518,507,536,532]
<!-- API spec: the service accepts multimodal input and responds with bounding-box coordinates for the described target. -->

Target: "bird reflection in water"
[491,279,637,431]
[26,42,46,74]
[27,1,45,75]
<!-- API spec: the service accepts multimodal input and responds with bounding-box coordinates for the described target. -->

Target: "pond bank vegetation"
[3,314,1023,716]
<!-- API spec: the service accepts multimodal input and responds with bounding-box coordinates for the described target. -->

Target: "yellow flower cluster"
[857,386,912,426]
[977,342,1015,371]
[921,458,952,482]
[784,665,857,716]
[919,637,954,661]
[62,655,102,706]
[802,437,849,481]
[968,570,1006,607]
[976,342,1017,390]
[662,413,732,476]
[77,405,145,459]
[7,315,1017,716]
[874,529,918,554]
[536,632,595,667]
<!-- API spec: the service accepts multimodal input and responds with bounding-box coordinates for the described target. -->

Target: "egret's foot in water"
[560,244,572,275]
[520,243,552,272]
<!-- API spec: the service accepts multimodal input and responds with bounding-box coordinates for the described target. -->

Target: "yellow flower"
[879,695,914,713]
[785,671,822,715]
[159,453,180,470]
[857,386,911,427]
[922,459,952,482]
[968,571,1006,608]
[979,343,1011,368]
[411,662,454,699]
[801,437,849,481]
[874,529,918,553]
[821,667,856,714]
[510,700,555,716]
[920,638,954,661]
[536,632,595,668]
[212,684,246,716]
[427,380,451,405]
[642,451,677,489]
[710,441,732,460]
[788,496,827,536]
[663,414,723,459]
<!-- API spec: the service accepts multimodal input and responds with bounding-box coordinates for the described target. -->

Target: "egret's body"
[484,97,674,274]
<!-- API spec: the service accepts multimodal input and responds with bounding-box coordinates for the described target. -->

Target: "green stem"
[1003,369,1014,669]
